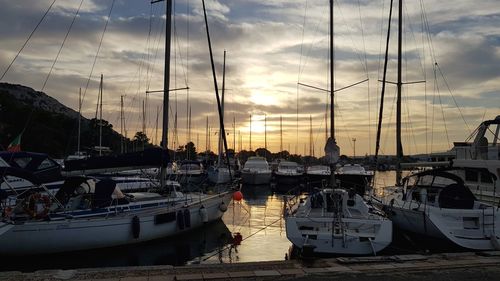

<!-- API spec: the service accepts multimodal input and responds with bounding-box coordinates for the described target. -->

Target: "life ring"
[23,193,51,219]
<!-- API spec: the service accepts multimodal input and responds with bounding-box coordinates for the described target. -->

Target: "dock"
[2,251,500,281]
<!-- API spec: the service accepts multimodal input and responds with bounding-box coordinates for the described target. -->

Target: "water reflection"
[1,220,231,272]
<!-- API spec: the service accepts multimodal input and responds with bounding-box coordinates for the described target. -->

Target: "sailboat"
[285,0,392,256]
[208,50,233,185]
[0,0,234,255]
[375,0,500,251]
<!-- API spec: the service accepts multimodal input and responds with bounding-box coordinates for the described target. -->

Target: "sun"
[250,91,277,106]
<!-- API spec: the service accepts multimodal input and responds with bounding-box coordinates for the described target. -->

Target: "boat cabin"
[401,169,483,209]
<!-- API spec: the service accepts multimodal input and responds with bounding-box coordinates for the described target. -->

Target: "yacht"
[285,188,392,255]
[240,156,272,185]
[274,161,304,192]
[379,168,500,250]
[305,165,331,185]
[449,115,500,204]
[336,164,374,196]
[177,160,206,187]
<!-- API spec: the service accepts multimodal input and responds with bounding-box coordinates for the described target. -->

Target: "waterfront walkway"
[2,251,500,281]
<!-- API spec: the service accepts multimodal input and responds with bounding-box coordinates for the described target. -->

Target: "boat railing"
[283,194,304,217]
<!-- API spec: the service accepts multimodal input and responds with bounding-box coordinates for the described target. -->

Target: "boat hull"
[387,203,500,250]
[241,171,272,185]
[0,192,232,255]
[285,217,392,255]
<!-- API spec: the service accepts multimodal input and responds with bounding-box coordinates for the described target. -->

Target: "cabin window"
[463,217,479,229]
[13,157,32,169]
[465,170,478,182]
[480,171,493,184]
[38,158,57,170]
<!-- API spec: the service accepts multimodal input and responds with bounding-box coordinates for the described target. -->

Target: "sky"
[0,0,499,157]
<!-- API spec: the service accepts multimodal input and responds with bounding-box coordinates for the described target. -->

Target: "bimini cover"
[438,183,475,209]
[0,166,42,185]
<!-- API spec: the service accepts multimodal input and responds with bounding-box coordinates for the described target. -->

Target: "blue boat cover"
[63,147,169,172]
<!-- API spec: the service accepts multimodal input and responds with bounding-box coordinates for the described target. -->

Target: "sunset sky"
[1,0,499,157]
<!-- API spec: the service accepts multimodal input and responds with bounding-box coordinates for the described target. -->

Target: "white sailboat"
[374,0,500,251]
[285,0,391,256]
[0,0,234,255]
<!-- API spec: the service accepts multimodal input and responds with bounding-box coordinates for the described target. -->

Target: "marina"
[0,0,499,278]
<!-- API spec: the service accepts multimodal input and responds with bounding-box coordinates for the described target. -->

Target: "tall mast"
[218,50,226,164]
[396,0,403,186]
[280,115,283,152]
[264,114,267,152]
[160,0,172,188]
[233,116,236,152]
[249,115,252,151]
[309,115,313,156]
[120,95,124,153]
[77,88,82,155]
[98,74,103,156]
[325,0,339,188]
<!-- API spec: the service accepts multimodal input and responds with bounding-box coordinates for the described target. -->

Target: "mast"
[264,114,267,152]
[325,0,339,188]
[160,0,172,188]
[233,116,236,152]
[280,115,283,152]
[375,0,393,169]
[217,50,226,165]
[120,95,124,153]
[309,115,313,156]
[396,0,403,186]
[98,74,103,156]
[249,115,252,151]
[201,0,232,180]
[77,88,82,155]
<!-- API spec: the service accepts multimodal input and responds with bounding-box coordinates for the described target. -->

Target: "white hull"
[285,189,392,256]
[241,171,272,185]
[286,217,392,255]
[0,192,232,255]
[388,203,500,250]
[208,167,231,184]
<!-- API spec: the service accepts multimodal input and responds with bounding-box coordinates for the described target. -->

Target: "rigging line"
[202,216,283,262]
[334,0,366,73]
[436,81,451,149]
[430,66,437,152]
[436,63,471,134]
[297,0,308,82]
[357,0,371,155]
[402,3,426,79]
[81,0,116,115]
[0,0,56,81]
[42,0,84,92]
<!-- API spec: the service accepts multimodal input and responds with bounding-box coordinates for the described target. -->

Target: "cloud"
[0,0,498,156]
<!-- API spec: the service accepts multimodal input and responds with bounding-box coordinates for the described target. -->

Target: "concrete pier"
[2,251,500,281]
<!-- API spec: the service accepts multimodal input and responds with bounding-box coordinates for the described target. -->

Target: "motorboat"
[305,165,330,185]
[0,167,233,255]
[274,161,303,192]
[379,168,500,250]
[336,164,374,196]
[177,160,206,187]
[449,115,500,205]
[285,188,392,256]
[240,156,272,185]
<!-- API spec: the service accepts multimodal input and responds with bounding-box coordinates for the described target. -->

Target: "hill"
[0,83,136,158]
